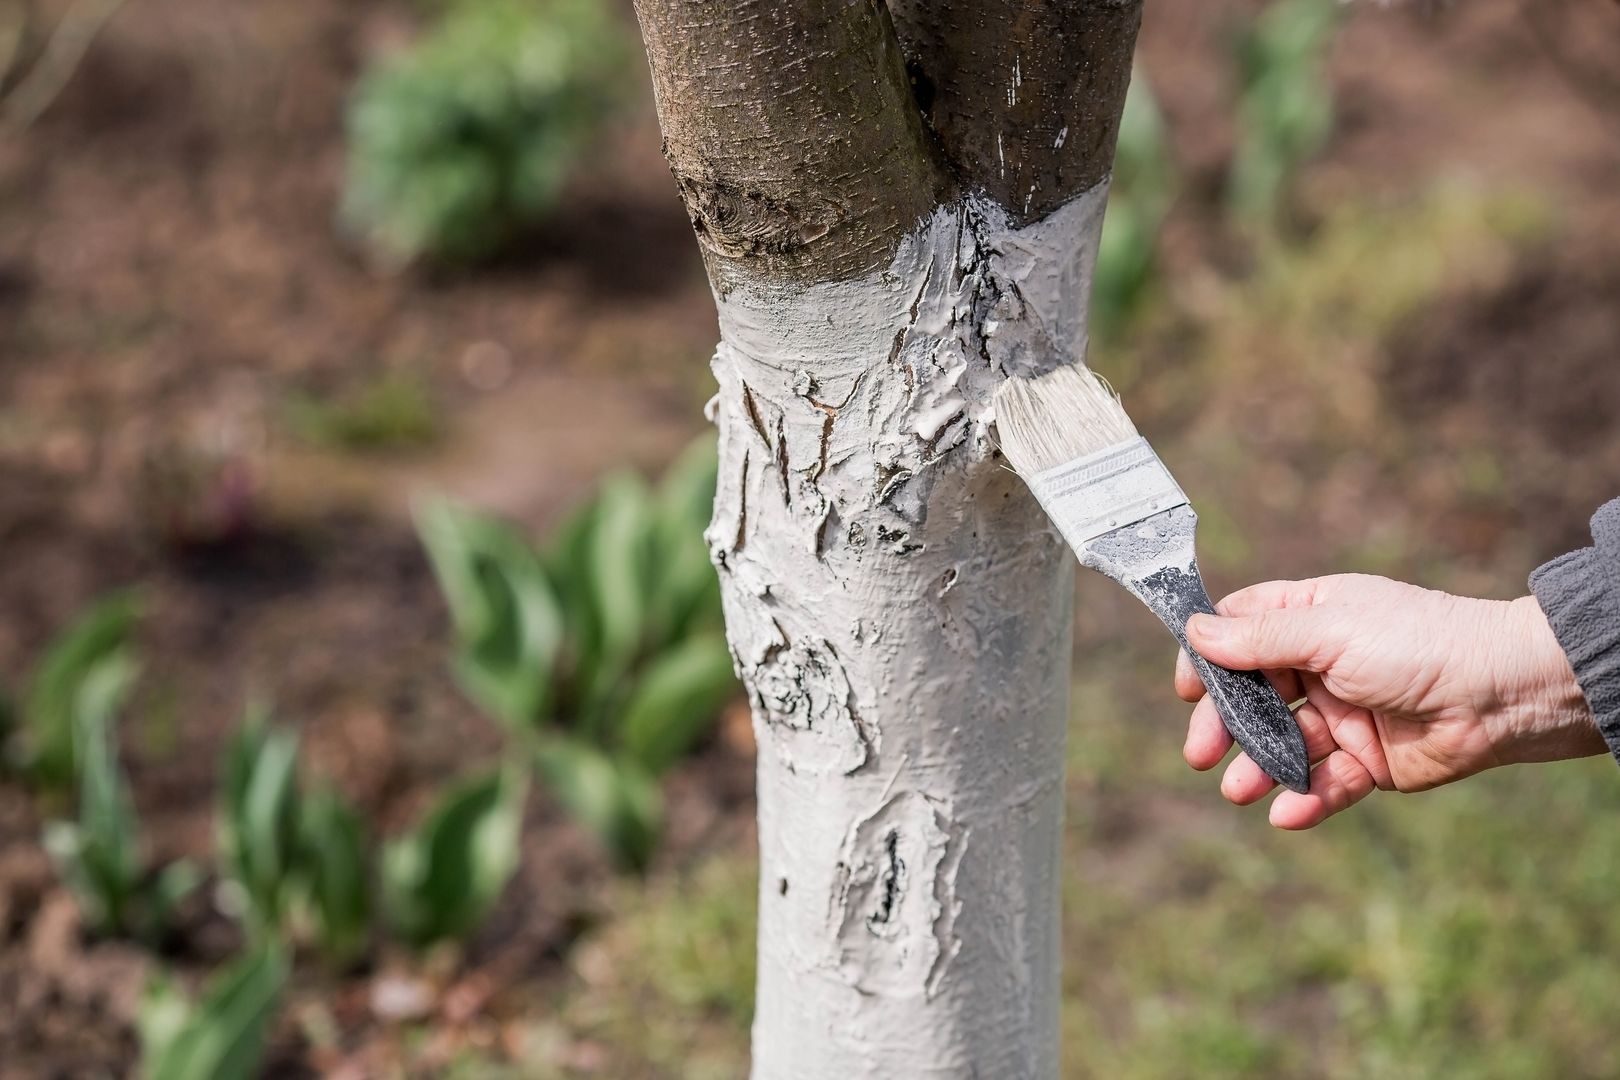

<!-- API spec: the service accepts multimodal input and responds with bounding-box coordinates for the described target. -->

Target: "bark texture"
[636,0,943,284]
[888,0,1142,221]
[631,2,1140,1075]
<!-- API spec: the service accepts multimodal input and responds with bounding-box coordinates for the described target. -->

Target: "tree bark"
[631,2,1140,1075]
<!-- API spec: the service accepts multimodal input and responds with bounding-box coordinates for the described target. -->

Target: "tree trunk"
[631,2,1141,1075]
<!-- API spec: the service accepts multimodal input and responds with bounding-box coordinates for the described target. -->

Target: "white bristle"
[994,365,1139,475]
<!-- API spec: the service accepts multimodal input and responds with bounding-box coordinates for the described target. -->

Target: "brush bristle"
[994,365,1139,475]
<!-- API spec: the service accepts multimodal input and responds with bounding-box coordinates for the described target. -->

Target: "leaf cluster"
[218,711,371,965]
[416,436,736,870]
[341,0,631,266]
[222,709,527,958]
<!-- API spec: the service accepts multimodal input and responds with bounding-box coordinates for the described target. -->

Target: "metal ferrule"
[1025,436,1189,553]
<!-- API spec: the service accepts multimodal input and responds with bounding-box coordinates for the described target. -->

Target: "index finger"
[1214,578,1330,618]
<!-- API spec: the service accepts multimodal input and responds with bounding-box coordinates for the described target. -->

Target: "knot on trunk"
[673,172,841,260]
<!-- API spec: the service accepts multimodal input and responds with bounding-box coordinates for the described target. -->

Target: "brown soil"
[1390,249,1620,555]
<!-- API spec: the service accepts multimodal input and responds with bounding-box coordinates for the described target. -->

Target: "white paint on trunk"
[705,182,1110,1079]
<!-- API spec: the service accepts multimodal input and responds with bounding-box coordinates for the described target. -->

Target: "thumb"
[1186,607,1346,673]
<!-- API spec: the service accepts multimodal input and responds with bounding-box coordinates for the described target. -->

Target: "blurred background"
[1,0,1618,1075]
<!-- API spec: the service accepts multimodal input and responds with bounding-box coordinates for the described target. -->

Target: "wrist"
[1484,596,1600,765]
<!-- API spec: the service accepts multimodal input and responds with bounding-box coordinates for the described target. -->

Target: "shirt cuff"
[1531,512,1620,767]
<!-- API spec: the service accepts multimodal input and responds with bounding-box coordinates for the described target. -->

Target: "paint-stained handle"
[1069,504,1310,794]
[1138,565,1311,794]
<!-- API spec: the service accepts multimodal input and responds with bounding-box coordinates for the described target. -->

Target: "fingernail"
[1188,614,1223,641]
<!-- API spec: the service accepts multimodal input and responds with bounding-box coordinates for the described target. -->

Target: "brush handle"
[1138,565,1311,794]
[1078,507,1311,794]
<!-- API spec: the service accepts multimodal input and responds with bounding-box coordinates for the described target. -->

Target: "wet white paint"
[704,182,1110,1078]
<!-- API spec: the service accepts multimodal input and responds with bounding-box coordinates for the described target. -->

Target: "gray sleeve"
[1530,499,1620,766]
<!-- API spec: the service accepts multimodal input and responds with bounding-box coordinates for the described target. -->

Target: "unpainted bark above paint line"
[634,0,1142,285]
[633,0,945,286]
[888,0,1143,222]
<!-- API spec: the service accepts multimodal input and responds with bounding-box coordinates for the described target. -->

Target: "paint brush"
[995,364,1310,794]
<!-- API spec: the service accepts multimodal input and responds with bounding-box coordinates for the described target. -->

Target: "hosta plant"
[341,0,630,266]
[416,437,738,869]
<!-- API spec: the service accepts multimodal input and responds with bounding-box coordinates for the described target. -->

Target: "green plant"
[218,709,303,940]
[42,678,198,942]
[296,783,372,967]
[417,437,737,869]
[21,590,142,790]
[417,497,563,735]
[138,945,288,1080]
[217,709,374,965]
[341,0,630,266]
[534,738,662,874]
[1226,0,1343,226]
[1092,71,1176,344]
[382,765,526,948]
[283,371,439,452]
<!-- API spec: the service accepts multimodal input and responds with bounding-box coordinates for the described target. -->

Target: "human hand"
[1176,573,1600,829]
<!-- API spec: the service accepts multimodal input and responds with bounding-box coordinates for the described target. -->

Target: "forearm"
[1483,596,1601,765]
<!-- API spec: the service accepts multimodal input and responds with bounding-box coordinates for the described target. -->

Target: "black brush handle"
[1075,505,1311,794]
[1133,564,1311,794]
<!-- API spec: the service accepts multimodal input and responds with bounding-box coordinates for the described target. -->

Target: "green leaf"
[139,945,288,1080]
[541,492,604,707]
[382,765,526,948]
[1093,72,1175,342]
[657,436,720,537]
[651,436,723,642]
[617,633,736,776]
[43,676,193,944]
[137,972,193,1076]
[44,664,141,935]
[297,784,371,967]
[142,860,202,944]
[1112,73,1175,216]
[25,590,142,790]
[588,471,656,671]
[535,739,661,874]
[415,497,563,732]
[218,709,303,936]
[574,470,662,732]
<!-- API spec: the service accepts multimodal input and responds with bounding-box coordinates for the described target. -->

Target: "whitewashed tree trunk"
[632,2,1141,1075]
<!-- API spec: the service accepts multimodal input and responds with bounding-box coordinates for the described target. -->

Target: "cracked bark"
[632,2,1141,1075]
